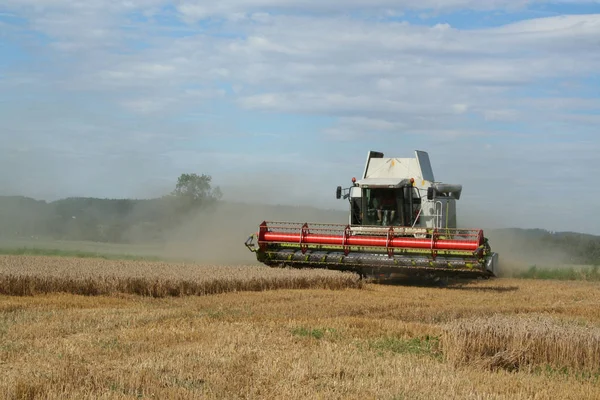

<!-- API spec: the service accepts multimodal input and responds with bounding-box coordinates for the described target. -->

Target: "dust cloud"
[485,230,574,277]
[457,206,575,277]
[154,199,569,275]
[156,201,348,265]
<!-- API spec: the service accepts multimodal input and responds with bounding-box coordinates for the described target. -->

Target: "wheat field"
[0,255,363,296]
[442,314,600,373]
[1,255,600,399]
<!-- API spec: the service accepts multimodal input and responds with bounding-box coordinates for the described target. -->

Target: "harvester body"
[245,150,498,280]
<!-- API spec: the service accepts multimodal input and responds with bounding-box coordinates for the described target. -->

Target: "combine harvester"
[245,150,499,281]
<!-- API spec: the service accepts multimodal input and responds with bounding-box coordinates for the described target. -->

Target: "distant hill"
[485,227,600,266]
[0,195,598,266]
[0,195,348,242]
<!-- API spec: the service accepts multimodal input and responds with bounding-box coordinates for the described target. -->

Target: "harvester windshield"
[358,185,422,227]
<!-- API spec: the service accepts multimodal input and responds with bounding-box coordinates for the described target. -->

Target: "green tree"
[171,173,222,205]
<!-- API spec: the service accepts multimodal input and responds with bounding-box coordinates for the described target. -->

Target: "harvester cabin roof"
[361,150,435,189]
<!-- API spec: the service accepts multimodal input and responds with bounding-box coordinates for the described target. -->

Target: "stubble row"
[0,255,363,297]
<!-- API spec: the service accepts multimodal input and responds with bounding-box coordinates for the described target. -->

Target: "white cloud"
[490,13,600,35]
[556,113,600,125]
[322,116,409,141]
[120,97,177,114]
[483,109,520,121]
[149,13,600,123]
[4,4,599,129]
[174,1,600,20]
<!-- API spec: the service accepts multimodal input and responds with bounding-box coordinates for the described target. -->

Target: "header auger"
[245,150,499,281]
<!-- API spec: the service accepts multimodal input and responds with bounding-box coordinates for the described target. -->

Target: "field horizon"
[1,236,598,282]
[2,193,599,276]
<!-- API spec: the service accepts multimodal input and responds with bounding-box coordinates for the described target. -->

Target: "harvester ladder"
[434,201,443,229]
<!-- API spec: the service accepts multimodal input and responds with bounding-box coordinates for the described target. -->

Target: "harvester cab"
[336,150,462,235]
[245,150,499,281]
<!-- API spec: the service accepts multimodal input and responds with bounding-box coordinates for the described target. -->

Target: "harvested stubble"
[441,313,600,373]
[0,255,363,297]
[3,278,600,398]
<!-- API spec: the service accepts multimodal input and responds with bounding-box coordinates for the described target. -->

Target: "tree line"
[0,173,223,243]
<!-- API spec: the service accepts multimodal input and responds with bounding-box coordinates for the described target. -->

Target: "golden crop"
[2,255,600,399]
[0,255,363,297]
[442,313,600,374]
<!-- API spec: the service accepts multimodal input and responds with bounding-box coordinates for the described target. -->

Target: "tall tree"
[171,173,222,205]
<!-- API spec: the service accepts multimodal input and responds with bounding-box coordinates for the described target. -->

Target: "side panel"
[363,151,384,179]
[415,150,435,182]
[444,200,457,229]
[418,199,438,229]
[350,186,362,225]
[422,198,457,229]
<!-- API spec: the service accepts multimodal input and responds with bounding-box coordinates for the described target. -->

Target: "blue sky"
[1,0,599,234]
